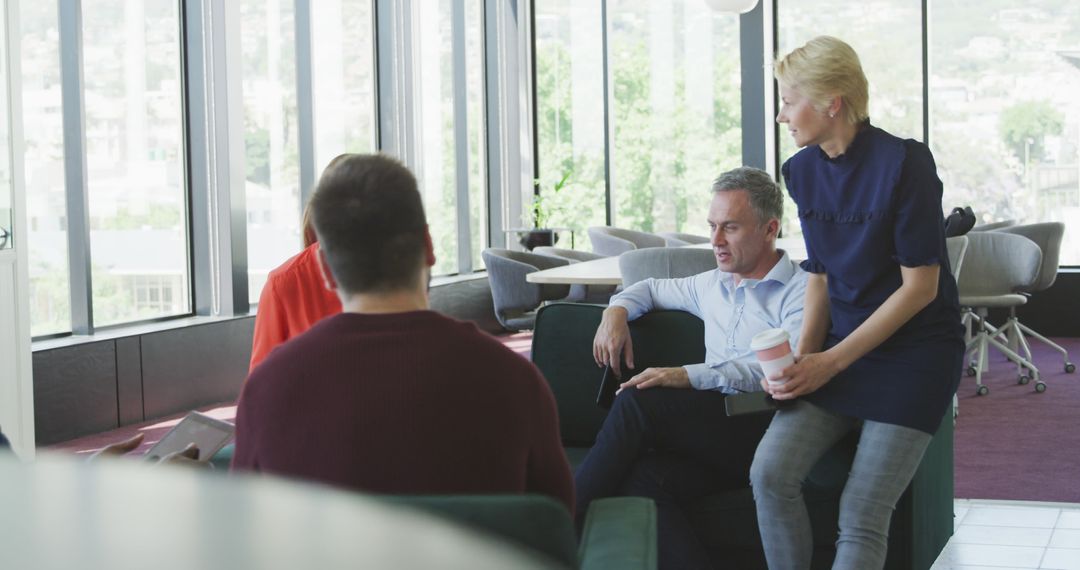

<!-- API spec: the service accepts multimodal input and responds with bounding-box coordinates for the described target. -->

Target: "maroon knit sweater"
[232,310,574,513]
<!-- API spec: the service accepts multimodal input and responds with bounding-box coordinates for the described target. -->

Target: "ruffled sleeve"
[784,158,827,274]
[891,141,945,267]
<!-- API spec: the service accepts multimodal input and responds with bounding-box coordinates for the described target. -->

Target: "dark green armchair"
[212,444,657,569]
[386,494,656,570]
[532,302,954,570]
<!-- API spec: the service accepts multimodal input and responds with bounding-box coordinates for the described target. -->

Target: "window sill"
[31,313,256,353]
[30,272,490,353]
[431,271,487,288]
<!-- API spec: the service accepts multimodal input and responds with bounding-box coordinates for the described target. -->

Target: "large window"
[776,0,923,239]
[930,2,1080,265]
[534,1,607,250]
[22,1,70,335]
[311,0,378,171]
[241,0,301,303]
[83,0,189,327]
[610,0,742,235]
[462,0,487,272]
[0,0,9,252]
[535,0,743,248]
[23,0,386,337]
[414,0,486,275]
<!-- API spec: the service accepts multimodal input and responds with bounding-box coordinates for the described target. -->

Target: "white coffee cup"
[750,328,794,387]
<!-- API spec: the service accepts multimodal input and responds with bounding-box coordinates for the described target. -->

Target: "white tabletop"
[526,256,622,285]
[525,238,807,286]
[0,453,555,570]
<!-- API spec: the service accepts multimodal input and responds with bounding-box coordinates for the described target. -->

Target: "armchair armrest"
[578,497,657,570]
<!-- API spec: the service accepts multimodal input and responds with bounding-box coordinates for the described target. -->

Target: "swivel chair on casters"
[956,232,1043,395]
[481,248,573,331]
[946,236,968,417]
[995,222,1075,375]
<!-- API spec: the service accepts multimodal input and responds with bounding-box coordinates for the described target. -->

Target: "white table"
[525,238,807,286]
[0,453,555,570]
[526,255,622,285]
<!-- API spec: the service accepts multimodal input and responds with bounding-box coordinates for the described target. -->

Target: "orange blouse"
[249,243,342,371]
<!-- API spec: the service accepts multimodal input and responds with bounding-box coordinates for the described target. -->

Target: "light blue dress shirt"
[608,250,808,393]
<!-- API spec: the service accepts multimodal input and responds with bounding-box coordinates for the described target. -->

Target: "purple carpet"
[47,332,1078,503]
[953,336,1080,503]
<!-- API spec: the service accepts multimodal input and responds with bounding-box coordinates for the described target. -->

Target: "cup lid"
[750,328,790,351]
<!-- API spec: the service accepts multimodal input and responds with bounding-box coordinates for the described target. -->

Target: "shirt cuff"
[608,298,645,320]
[684,363,732,393]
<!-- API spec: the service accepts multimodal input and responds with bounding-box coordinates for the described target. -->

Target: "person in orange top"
[249,158,350,371]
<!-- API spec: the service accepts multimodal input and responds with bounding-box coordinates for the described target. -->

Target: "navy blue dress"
[783,123,964,434]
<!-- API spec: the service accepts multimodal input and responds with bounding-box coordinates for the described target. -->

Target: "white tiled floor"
[931,499,1080,570]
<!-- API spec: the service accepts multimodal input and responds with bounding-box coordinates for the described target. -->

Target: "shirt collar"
[818,119,874,164]
[718,250,796,290]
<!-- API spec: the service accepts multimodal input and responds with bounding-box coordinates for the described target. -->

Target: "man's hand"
[762,352,841,400]
[88,433,144,460]
[593,306,634,378]
[156,443,203,467]
[617,367,690,393]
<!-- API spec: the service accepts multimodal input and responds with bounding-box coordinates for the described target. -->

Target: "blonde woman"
[749,36,963,569]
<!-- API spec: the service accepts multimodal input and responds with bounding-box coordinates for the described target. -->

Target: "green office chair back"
[532,303,704,446]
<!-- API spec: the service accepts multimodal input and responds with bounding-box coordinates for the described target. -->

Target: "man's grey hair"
[711,167,783,225]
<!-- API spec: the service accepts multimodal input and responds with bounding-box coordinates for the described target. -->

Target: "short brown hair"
[309,154,428,294]
[302,155,355,248]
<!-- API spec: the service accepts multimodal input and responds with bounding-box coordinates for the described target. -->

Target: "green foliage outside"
[999,101,1064,164]
[535,15,741,252]
[95,204,183,231]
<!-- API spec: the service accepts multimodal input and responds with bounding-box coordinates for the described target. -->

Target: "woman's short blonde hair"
[774,36,869,125]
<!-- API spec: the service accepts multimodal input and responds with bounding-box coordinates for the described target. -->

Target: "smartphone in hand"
[596,366,620,409]
[596,365,641,409]
[724,392,783,417]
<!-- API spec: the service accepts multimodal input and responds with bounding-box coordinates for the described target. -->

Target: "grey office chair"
[533,246,603,263]
[481,248,572,331]
[656,231,710,247]
[957,232,1043,395]
[587,227,666,257]
[532,247,617,304]
[971,219,1016,232]
[946,235,968,283]
[946,236,969,418]
[994,222,1074,374]
[618,247,718,288]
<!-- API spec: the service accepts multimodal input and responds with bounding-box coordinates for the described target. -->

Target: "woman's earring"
[829,111,836,118]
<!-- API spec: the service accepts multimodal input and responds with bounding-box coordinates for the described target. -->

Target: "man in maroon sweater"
[232,154,574,513]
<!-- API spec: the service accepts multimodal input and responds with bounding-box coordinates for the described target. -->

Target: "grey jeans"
[749,400,932,570]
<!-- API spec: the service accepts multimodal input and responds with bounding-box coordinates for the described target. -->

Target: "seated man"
[231,154,573,513]
[580,167,807,569]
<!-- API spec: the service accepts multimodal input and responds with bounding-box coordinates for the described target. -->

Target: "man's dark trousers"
[574,387,773,570]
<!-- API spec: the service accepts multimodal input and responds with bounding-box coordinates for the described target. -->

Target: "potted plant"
[520,171,571,250]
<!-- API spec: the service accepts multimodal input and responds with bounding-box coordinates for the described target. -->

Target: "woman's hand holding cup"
[751,328,795,388]
[767,352,842,400]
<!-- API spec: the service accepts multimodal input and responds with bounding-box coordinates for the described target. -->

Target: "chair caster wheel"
[966,366,977,377]
[976,385,989,396]
[1018,375,1030,385]
[1066,363,1076,374]
[1035,381,1046,393]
